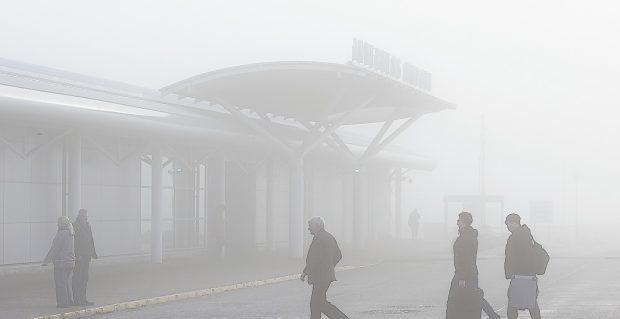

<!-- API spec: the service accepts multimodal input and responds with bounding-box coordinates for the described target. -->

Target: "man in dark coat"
[446,211,500,319]
[72,209,98,306]
[300,216,348,319]
[504,213,541,319]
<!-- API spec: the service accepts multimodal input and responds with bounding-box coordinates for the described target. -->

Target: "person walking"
[446,211,500,319]
[504,213,542,319]
[300,217,349,319]
[72,209,98,306]
[43,216,75,308]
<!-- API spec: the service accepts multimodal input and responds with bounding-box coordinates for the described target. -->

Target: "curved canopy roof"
[161,61,455,125]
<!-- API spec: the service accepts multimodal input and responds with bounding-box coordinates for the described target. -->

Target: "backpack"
[531,235,550,275]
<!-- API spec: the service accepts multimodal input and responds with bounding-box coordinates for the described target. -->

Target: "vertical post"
[194,165,200,246]
[353,167,368,250]
[342,169,354,244]
[394,168,402,240]
[67,133,82,220]
[266,159,276,252]
[207,156,226,256]
[151,147,163,263]
[61,140,67,217]
[289,158,305,258]
[202,164,208,249]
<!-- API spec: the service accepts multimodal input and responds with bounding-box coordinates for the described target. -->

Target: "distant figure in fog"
[43,216,75,308]
[446,212,500,319]
[72,209,98,306]
[408,209,420,241]
[504,213,541,319]
[300,217,349,319]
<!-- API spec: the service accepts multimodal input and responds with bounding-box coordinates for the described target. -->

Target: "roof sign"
[352,38,432,91]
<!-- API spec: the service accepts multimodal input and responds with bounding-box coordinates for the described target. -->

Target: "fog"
[1,1,620,317]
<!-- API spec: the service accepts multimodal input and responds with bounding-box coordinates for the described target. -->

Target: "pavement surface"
[2,239,619,319]
[81,257,620,318]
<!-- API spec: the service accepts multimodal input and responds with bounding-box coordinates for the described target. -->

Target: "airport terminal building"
[0,54,453,265]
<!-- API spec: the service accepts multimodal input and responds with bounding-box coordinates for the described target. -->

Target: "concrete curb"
[32,264,368,319]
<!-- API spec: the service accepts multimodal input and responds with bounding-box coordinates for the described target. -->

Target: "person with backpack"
[504,213,545,319]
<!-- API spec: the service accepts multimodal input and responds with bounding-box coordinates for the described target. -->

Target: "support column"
[353,167,368,250]
[289,158,305,258]
[266,159,277,252]
[207,156,226,256]
[394,168,402,240]
[151,147,163,263]
[67,133,82,220]
[342,169,354,244]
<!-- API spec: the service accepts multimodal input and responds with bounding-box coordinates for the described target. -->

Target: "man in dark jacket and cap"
[504,213,541,319]
[446,211,500,319]
[72,209,98,306]
[300,216,348,319]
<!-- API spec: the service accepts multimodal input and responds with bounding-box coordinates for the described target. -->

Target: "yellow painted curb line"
[33,264,369,319]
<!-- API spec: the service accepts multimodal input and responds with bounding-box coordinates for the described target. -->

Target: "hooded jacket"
[44,227,75,269]
[453,226,479,280]
[504,224,535,278]
[303,228,342,284]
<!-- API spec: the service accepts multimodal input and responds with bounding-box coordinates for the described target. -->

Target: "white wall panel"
[3,150,31,182]
[3,223,29,264]
[0,148,5,182]
[30,146,61,183]
[82,185,102,217]
[30,184,61,222]
[82,148,102,186]
[90,220,141,256]
[3,182,30,223]
[0,224,4,265]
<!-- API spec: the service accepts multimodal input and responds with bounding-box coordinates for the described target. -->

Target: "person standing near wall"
[72,209,98,306]
[43,216,75,308]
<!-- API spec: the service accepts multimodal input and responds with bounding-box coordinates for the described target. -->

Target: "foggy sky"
[2,0,620,224]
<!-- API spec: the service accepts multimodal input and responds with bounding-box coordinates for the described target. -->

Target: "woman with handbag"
[446,211,500,319]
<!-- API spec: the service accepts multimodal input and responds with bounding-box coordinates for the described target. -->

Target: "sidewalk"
[0,251,376,319]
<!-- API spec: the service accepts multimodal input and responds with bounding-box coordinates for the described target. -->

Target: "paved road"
[93,257,620,319]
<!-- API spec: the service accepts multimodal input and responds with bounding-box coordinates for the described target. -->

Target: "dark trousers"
[507,304,541,319]
[446,276,497,319]
[54,267,74,307]
[310,282,348,319]
[72,256,91,304]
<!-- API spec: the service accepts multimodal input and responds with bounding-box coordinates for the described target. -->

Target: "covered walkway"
[0,58,454,266]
